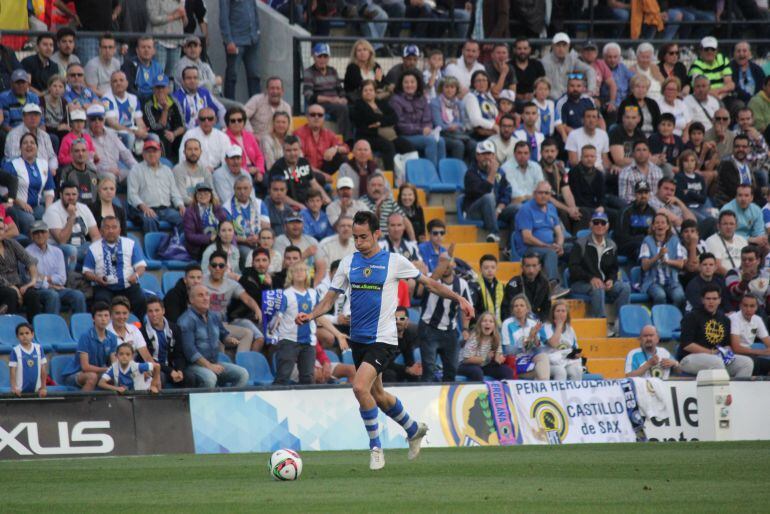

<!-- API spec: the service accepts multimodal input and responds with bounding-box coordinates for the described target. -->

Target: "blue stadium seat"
[128,313,141,325]
[341,350,354,365]
[139,273,163,299]
[0,344,12,355]
[455,194,485,227]
[406,159,456,193]
[575,229,591,239]
[582,373,604,380]
[625,267,649,303]
[325,350,340,363]
[33,314,76,353]
[0,314,32,347]
[562,268,590,301]
[49,354,78,390]
[218,352,232,364]
[162,271,185,294]
[70,313,93,340]
[0,360,9,392]
[651,305,682,340]
[438,158,467,190]
[235,351,274,386]
[144,232,191,270]
[618,305,652,337]
[127,233,161,271]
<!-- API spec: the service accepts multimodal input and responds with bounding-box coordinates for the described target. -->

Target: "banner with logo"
[261,289,283,345]
[508,380,638,444]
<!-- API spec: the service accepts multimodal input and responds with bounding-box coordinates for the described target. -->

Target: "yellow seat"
[586,358,626,379]
[291,116,308,132]
[571,318,607,339]
[564,299,587,319]
[495,261,520,283]
[444,225,478,244]
[579,338,639,359]
[455,243,500,270]
[382,170,394,188]
[423,205,446,223]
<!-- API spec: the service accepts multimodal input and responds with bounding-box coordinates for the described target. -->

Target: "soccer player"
[296,211,474,470]
[9,323,48,397]
[98,342,161,393]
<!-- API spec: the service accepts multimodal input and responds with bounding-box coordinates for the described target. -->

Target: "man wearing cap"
[173,67,225,130]
[174,35,220,93]
[244,76,293,138]
[86,104,137,181]
[384,45,421,88]
[220,0,261,99]
[3,103,57,175]
[60,139,99,204]
[0,70,42,133]
[326,176,370,227]
[274,214,326,286]
[26,220,87,314]
[689,37,734,101]
[541,33,595,101]
[616,180,656,259]
[121,36,165,103]
[20,33,60,96]
[463,140,511,243]
[43,181,101,272]
[302,43,352,141]
[57,110,98,167]
[63,63,98,110]
[445,41,486,92]
[102,70,148,152]
[213,145,258,206]
[142,74,186,159]
[84,34,120,98]
[178,108,230,172]
[568,209,629,324]
[128,139,185,232]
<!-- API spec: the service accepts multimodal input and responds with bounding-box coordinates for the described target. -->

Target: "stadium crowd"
[4,0,770,396]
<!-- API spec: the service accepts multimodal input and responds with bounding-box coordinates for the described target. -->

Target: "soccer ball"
[269,449,303,481]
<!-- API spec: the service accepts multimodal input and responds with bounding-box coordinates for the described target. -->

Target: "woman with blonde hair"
[260,111,293,170]
[457,311,513,381]
[542,301,583,381]
[501,294,549,380]
[344,39,384,101]
[618,74,661,138]
[630,42,664,100]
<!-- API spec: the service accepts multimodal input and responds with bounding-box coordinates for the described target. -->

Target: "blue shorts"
[62,373,81,388]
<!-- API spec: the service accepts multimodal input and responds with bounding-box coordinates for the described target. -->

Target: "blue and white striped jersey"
[82,237,147,291]
[276,287,319,344]
[101,361,152,390]
[625,347,672,379]
[331,250,420,345]
[9,343,46,393]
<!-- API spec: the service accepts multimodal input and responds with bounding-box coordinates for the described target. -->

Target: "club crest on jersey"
[301,303,309,311]
[26,359,35,368]
[363,267,372,278]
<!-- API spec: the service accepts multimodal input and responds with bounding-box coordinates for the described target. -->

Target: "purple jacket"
[183,204,228,259]
[389,93,433,136]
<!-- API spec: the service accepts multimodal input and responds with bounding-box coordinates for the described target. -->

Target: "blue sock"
[360,407,381,449]
[384,398,418,439]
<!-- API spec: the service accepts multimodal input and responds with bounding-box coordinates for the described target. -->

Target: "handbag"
[157,228,193,261]
[377,126,398,141]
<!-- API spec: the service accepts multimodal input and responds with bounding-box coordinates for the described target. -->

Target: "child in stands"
[9,323,48,397]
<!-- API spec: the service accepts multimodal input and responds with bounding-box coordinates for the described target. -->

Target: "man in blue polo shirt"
[0,69,42,132]
[418,219,448,273]
[61,302,118,390]
[513,180,564,281]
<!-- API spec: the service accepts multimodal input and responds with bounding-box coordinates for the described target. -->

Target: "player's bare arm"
[296,289,340,325]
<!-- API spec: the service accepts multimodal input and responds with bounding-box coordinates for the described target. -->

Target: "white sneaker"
[486,233,501,243]
[407,422,429,460]
[369,447,385,470]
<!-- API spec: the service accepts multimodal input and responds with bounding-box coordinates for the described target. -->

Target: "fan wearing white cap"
[213,144,259,206]
[3,102,58,176]
[541,32,595,101]
[688,36,734,101]
[57,109,99,168]
[325,176,371,227]
[461,141,511,243]
[178,107,231,172]
[303,43,353,140]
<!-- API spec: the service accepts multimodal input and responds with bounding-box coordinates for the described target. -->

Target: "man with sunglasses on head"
[178,107,230,173]
[555,72,597,130]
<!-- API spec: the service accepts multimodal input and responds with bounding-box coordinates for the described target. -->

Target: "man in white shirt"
[565,107,610,170]
[213,145,257,204]
[684,75,722,132]
[224,175,270,262]
[705,210,748,275]
[444,40,485,92]
[729,293,770,376]
[624,325,679,378]
[178,107,231,172]
[325,177,370,226]
[486,113,517,165]
[43,181,100,272]
[103,70,148,152]
[512,102,545,161]
[501,141,544,208]
[84,34,120,97]
[319,215,356,265]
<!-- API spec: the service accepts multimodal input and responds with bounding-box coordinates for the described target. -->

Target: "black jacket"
[502,273,551,320]
[351,97,398,140]
[568,235,620,283]
[163,279,189,324]
[139,320,187,375]
[564,164,605,209]
[714,157,761,207]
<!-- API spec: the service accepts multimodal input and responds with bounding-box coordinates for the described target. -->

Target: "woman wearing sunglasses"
[224,106,265,187]
[656,43,690,98]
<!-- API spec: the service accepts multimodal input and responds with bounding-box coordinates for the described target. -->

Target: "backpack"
[157,228,193,261]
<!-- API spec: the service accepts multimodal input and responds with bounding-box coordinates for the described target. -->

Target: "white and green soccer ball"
[269,449,303,481]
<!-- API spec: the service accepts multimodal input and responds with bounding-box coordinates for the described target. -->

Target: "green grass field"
[3,442,770,513]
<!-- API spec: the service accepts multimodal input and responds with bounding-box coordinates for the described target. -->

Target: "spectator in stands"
[542,33,594,102]
[531,78,566,142]
[238,247,274,309]
[540,139,569,224]
[183,183,227,261]
[689,37,734,103]
[390,70,446,168]
[225,106,265,181]
[220,0,261,99]
[502,141,544,215]
[579,40,615,104]
[458,311,512,381]
[41,75,70,144]
[381,306,422,383]
[747,76,770,134]
[512,181,563,281]
[602,43,634,110]
[396,183,424,241]
[83,216,147,317]
[705,108,735,162]
[274,215,326,280]
[272,245,302,290]
[678,284,753,377]
[201,220,243,280]
[103,70,148,152]
[639,212,686,307]
[178,108,230,172]
[512,37,545,104]
[431,76,474,160]
[141,296,195,387]
[616,180,655,259]
[513,102,545,160]
[225,175,270,257]
[658,78,691,138]
[4,133,55,235]
[83,33,119,98]
[128,139,185,232]
[471,254,504,324]
[63,63,98,110]
[319,214,355,265]
[618,75,661,139]
[174,67,225,130]
[541,300,583,380]
[296,103,349,182]
[685,252,724,312]
[43,181,100,271]
[9,323,48,397]
[714,135,757,208]
[90,176,127,236]
[463,70,499,140]
[302,43,351,141]
[4,103,58,176]
[503,252,551,321]
[351,80,406,171]
[726,245,770,315]
[484,43,515,97]
[0,217,41,317]
[50,28,78,79]
[0,48,21,93]
[361,173,413,239]
[337,140,382,199]
[684,75,721,133]
[21,33,59,96]
[380,212,425,271]
[649,113,684,178]
[444,40,485,92]
[560,145,606,233]
[143,75,186,160]
[649,177,697,231]
[244,77,292,138]
[625,325,679,379]
[384,45,420,89]
[487,113,516,165]
[174,35,220,94]
[729,293,770,376]
[417,253,471,382]
[173,138,214,207]
[568,210,629,323]
[630,43,663,100]
[418,219,448,273]
[730,41,765,108]
[705,210,747,275]
[1,70,41,133]
[565,107,610,170]
[260,112,292,171]
[146,0,185,77]
[326,177,370,228]
[61,302,118,390]
[343,39,384,102]
[722,184,767,252]
[618,140,664,205]
[463,140,509,242]
[301,189,334,241]
[501,294,549,379]
[657,43,690,97]
[213,146,256,207]
[178,284,250,387]
[264,176,296,236]
[165,264,202,323]
[736,108,769,182]
[0,202,18,240]
[57,110,98,168]
[685,122,720,184]
[674,149,709,219]
[269,134,330,207]
[556,72,595,131]
[107,296,155,364]
[609,105,644,172]
[86,105,136,182]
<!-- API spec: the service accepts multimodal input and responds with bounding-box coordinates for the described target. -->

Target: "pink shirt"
[226,128,265,175]
[591,59,613,97]
[57,131,96,166]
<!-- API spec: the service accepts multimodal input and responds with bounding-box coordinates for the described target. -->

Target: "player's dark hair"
[480,254,498,267]
[37,33,55,46]
[59,181,78,194]
[15,322,33,336]
[681,219,698,232]
[92,301,110,316]
[252,247,270,260]
[734,133,750,146]
[541,138,558,150]
[514,141,530,152]
[701,284,722,297]
[699,252,715,263]
[659,112,676,125]
[657,177,676,189]
[306,189,323,201]
[688,122,705,135]
[354,210,380,233]
[633,139,650,151]
[116,342,134,354]
[522,251,542,264]
[56,27,76,41]
[427,218,446,232]
[396,305,408,314]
